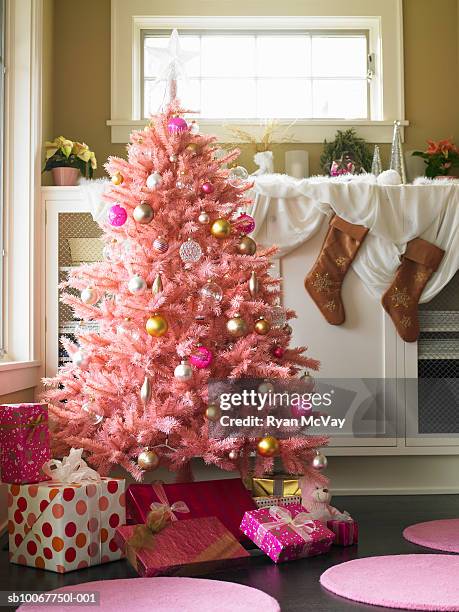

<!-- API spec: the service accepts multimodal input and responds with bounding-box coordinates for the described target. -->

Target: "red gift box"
[327,514,359,546]
[127,478,257,543]
[115,517,250,577]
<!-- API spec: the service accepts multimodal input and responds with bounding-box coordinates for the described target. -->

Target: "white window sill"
[107,119,409,145]
[0,361,41,396]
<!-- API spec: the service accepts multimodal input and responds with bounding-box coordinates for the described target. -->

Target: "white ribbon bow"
[257,505,316,543]
[42,448,101,483]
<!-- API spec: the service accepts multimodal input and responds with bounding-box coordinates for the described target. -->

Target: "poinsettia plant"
[412,139,459,178]
[43,136,97,178]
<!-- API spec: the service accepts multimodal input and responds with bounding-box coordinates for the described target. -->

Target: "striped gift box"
[327,516,358,546]
[254,495,302,509]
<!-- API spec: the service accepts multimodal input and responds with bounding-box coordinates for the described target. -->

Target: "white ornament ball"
[198,211,210,224]
[146,171,162,190]
[377,169,402,185]
[174,359,193,382]
[72,350,88,368]
[169,154,178,162]
[80,287,98,305]
[312,450,328,470]
[258,381,275,395]
[128,274,147,294]
[228,449,238,461]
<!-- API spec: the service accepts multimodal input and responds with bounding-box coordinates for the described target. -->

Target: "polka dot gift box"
[7,449,125,573]
[240,504,335,563]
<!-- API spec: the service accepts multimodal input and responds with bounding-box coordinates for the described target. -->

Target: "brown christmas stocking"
[304,215,369,325]
[382,238,444,342]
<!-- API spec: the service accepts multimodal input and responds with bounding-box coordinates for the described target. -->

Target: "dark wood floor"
[1,495,458,611]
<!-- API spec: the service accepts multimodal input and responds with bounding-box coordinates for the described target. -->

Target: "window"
[143,31,370,120]
[0,0,5,360]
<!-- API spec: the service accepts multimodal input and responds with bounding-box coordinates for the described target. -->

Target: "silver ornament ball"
[174,359,193,382]
[312,451,328,471]
[146,171,162,190]
[128,275,147,294]
[258,381,275,395]
[169,154,178,162]
[179,239,203,264]
[133,202,154,224]
[72,350,88,368]
[228,449,238,461]
[198,211,210,224]
[80,287,98,305]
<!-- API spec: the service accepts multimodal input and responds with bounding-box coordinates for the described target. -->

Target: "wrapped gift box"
[240,504,335,563]
[254,495,302,509]
[8,478,125,572]
[115,517,250,577]
[252,474,300,497]
[127,479,257,542]
[327,516,359,546]
[0,403,51,484]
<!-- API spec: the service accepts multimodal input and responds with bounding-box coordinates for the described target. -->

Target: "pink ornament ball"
[272,346,285,358]
[167,117,188,134]
[201,182,214,195]
[290,402,312,419]
[108,204,127,227]
[234,213,256,234]
[190,345,213,369]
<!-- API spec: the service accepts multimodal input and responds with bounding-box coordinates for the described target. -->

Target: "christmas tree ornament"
[152,273,163,295]
[284,323,293,335]
[146,171,163,190]
[226,314,248,337]
[258,381,274,395]
[228,449,238,461]
[248,271,259,298]
[72,350,88,368]
[128,274,147,294]
[312,450,328,471]
[167,116,188,133]
[174,359,193,382]
[371,144,382,176]
[200,280,223,303]
[82,403,104,425]
[108,204,127,227]
[179,238,203,263]
[133,202,154,224]
[210,218,231,239]
[189,121,199,135]
[254,317,271,335]
[198,211,210,224]
[237,235,257,255]
[228,165,249,187]
[300,371,314,384]
[390,120,407,184]
[140,376,152,405]
[153,236,169,253]
[146,313,168,337]
[117,318,140,340]
[137,448,160,471]
[111,171,124,185]
[169,154,178,162]
[190,345,213,369]
[257,435,279,457]
[270,306,287,329]
[201,181,215,195]
[205,403,221,422]
[185,143,199,155]
[272,346,285,358]
[234,213,256,235]
[80,287,98,305]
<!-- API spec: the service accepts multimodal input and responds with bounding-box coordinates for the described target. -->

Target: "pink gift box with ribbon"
[240,504,335,563]
[0,403,51,484]
[327,512,359,546]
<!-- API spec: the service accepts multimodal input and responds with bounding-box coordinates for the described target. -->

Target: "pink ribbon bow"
[150,483,190,521]
[257,505,316,543]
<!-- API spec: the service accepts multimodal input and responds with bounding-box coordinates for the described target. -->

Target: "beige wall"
[49,0,459,177]
[0,388,35,404]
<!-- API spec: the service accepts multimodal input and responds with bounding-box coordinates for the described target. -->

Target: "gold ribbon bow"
[0,412,47,444]
[128,483,190,551]
[257,505,316,544]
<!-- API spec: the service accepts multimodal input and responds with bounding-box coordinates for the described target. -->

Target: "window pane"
[257,35,310,77]
[312,36,367,77]
[201,36,255,77]
[144,78,200,117]
[201,79,256,118]
[144,35,200,78]
[257,78,311,118]
[313,79,367,118]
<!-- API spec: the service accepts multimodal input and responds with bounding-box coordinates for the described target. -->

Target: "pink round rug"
[18,577,280,612]
[403,519,459,553]
[320,554,459,611]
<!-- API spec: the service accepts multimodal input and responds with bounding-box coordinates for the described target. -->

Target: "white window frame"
[0,0,42,394]
[109,0,406,143]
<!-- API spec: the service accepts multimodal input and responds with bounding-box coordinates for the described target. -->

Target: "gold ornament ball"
[210,218,232,239]
[257,435,280,457]
[254,317,271,335]
[185,143,199,155]
[226,314,248,338]
[133,202,154,224]
[237,235,257,256]
[205,404,221,422]
[146,314,168,337]
[111,171,124,185]
[137,448,160,471]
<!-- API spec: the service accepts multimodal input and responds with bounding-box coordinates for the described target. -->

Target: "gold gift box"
[252,474,300,497]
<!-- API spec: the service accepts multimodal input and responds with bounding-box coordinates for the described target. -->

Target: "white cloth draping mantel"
[249,174,459,303]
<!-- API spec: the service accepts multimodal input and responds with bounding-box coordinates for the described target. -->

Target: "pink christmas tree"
[42,100,328,481]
